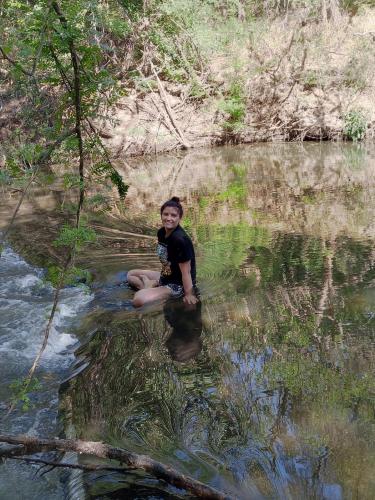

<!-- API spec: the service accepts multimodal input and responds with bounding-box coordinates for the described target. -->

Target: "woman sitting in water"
[128,197,198,307]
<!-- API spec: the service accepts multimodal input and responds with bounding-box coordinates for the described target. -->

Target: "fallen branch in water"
[0,434,233,500]
[4,455,132,474]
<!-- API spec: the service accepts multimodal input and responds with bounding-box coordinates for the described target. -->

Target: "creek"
[0,143,374,499]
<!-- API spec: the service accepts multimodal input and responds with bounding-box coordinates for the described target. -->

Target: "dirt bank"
[1,7,374,160]
[98,8,375,156]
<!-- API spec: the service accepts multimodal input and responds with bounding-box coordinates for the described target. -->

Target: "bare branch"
[7,456,134,473]
[0,434,233,500]
[150,62,191,149]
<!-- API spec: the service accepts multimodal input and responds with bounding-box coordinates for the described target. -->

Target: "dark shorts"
[159,280,184,298]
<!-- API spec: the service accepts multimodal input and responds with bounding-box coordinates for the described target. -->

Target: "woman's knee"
[128,270,141,287]
[132,297,143,307]
[132,290,145,307]
[132,288,170,307]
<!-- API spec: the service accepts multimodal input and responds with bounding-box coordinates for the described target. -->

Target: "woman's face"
[161,206,181,232]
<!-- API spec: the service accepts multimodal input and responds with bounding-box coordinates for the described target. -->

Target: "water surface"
[1,142,375,499]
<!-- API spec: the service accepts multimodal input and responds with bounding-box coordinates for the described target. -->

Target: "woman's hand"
[179,260,198,305]
[183,292,198,305]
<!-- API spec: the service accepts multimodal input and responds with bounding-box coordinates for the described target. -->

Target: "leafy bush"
[344,110,367,141]
[219,80,247,134]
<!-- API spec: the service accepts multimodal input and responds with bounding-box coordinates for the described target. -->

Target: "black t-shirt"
[157,225,196,286]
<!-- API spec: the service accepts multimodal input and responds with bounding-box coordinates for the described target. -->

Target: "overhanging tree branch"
[48,44,73,92]
[52,1,85,226]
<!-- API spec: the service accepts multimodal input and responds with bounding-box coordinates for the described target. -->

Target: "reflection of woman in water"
[128,197,198,308]
[164,301,202,362]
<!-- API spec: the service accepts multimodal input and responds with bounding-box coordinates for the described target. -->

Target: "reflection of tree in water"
[203,230,375,497]
[61,228,375,499]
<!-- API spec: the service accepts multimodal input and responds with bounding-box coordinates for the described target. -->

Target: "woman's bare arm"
[179,260,198,305]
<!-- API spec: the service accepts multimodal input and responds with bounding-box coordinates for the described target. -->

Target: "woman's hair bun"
[160,196,183,217]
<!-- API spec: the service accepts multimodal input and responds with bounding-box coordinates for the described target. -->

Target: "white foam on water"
[0,297,91,367]
[0,273,41,293]
[0,244,92,499]
[0,246,93,365]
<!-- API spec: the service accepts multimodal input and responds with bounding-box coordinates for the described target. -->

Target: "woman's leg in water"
[127,270,160,290]
[133,286,172,307]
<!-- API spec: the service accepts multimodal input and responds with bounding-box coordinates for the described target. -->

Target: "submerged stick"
[0,434,234,500]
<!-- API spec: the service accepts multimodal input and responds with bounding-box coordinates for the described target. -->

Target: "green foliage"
[131,73,158,92]
[10,377,42,411]
[181,214,192,231]
[216,163,248,207]
[45,264,62,287]
[0,0,129,204]
[198,223,270,280]
[92,161,128,198]
[302,69,320,90]
[219,80,247,135]
[38,172,57,185]
[344,109,367,141]
[0,171,12,185]
[53,222,97,250]
[216,182,247,206]
[63,173,84,190]
[188,79,208,100]
[229,163,247,178]
[265,354,375,417]
[46,264,92,287]
[343,144,366,170]
[198,195,210,210]
[109,169,128,199]
[85,193,111,211]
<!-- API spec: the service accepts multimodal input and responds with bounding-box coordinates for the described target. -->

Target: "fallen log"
[0,434,234,500]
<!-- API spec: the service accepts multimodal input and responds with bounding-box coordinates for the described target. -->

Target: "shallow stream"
[1,143,374,499]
